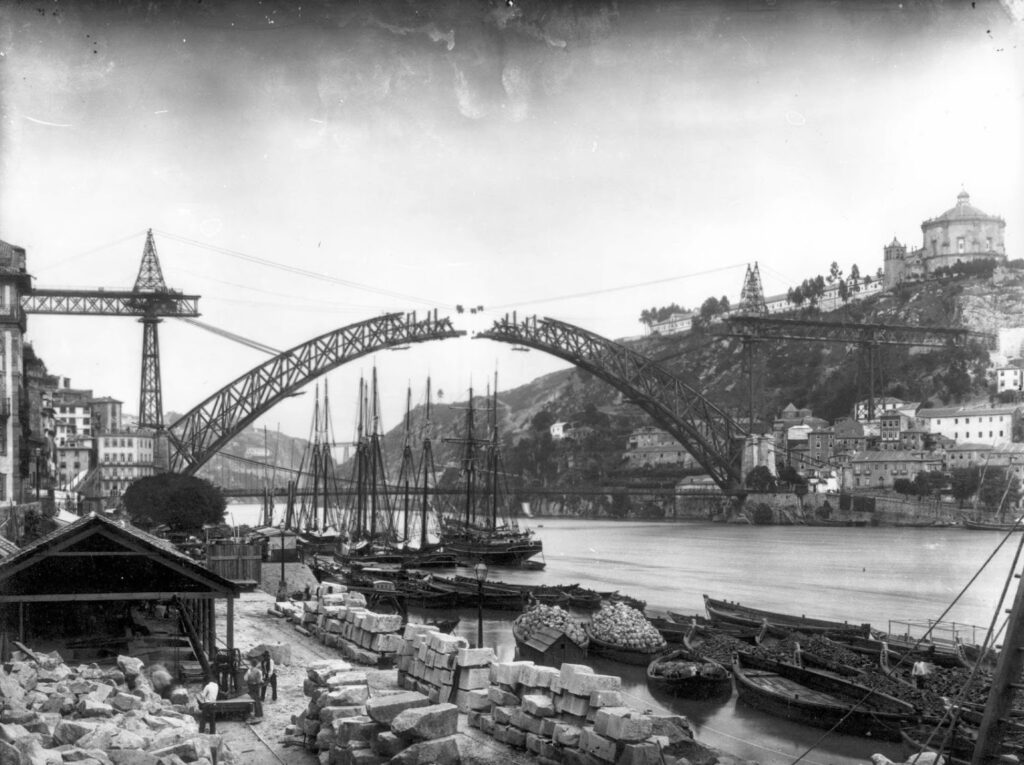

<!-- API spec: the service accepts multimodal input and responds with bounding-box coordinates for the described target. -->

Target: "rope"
[790,510,1024,765]
[175,317,281,355]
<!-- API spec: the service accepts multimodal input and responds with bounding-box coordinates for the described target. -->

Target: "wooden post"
[225,595,234,656]
[972,562,1024,764]
[206,599,215,657]
[18,603,24,644]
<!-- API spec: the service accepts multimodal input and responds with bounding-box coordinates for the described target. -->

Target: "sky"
[1,0,1022,442]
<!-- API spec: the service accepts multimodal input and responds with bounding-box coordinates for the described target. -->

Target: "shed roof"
[0,512,239,602]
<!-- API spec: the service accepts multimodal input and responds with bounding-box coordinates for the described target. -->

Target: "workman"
[151,665,174,699]
[911,659,932,689]
[244,657,264,723]
[260,650,277,702]
[195,673,220,734]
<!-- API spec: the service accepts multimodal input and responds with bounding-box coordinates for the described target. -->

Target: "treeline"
[638,295,732,327]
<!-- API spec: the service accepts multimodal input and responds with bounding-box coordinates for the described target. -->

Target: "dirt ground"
[208,588,537,765]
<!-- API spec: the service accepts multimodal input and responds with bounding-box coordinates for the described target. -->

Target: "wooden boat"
[513,613,588,668]
[954,637,999,673]
[732,652,917,740]
[793,641,865,678]
[648,615,692,645]
[425,575,527,611]
[645,648,731,699]
[704,594,871,637]
[585,628,667,666]
[961,516,1024,531]
[562,584,603,611]
[451,575,569,607]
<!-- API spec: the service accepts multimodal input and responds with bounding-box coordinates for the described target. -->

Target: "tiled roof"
[926,191,1003,224]
[0,535,18,559]
[0,512,238,592]
[920,406,1020,418]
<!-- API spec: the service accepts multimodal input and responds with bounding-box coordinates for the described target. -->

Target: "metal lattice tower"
[21,229,200,432]
[738,262,768,316]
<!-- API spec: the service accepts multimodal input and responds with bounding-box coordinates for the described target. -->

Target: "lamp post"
[473,561,488,648]
[33,448,40,501]
[276,524,288,603]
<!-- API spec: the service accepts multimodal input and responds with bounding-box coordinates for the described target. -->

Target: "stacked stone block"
[292,590,404,666]
[468,660,705,765]
[394,625,496,705]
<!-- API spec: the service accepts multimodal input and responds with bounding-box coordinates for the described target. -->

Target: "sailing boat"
[439,374,543,567]
[291,382,345,553]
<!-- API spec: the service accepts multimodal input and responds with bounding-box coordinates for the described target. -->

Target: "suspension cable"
[175,317,281,355]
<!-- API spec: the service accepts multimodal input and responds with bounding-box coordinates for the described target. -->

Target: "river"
[226,507,1022,764]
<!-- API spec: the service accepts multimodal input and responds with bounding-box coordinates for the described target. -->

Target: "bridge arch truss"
[166,312,464,474]
[477,315,748,494]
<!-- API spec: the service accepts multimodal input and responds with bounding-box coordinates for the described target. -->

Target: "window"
[987,237,993,251]
[958,237,965,253]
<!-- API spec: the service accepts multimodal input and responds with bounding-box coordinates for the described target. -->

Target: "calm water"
[228,507,1023,765]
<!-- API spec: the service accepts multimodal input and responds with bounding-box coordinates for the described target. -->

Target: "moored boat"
[961,515,1024,531]
[513,606,589,668]
[704,594,871,637]
[645,648,731,699]
[732,651,918,740]
[586,630,668,666]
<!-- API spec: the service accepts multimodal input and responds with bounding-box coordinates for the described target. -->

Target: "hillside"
[361,265,1024,489]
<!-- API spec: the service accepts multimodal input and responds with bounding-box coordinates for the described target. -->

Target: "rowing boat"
[645,648,731,700]
[704,594,871,637]
[732,652,917,740]
[585,628,667,666]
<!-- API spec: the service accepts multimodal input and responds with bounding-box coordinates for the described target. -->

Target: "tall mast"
[321,380,332,533]
[420,377,432,549]
[490,372,499,530]
[369,366,379,541]
[464,386,476,528]
[354,376,366,540]
[401,384,413,543]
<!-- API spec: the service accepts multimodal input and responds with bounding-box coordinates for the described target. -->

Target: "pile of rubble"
[287,656,462,765]
[395,624,496,705]
[289,589,405,666]
[467,660,729,765]
[0,649,233,765]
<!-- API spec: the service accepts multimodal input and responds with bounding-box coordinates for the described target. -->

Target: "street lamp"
[473,561,488,648]
[276,523,288,603]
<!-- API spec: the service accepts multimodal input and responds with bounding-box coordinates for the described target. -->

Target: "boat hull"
[704,594,871,637]
[732,653,916,741]
[586,630,667,666]
[645,649,732,700]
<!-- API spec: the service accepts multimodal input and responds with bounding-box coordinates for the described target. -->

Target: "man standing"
[911,658,932,689]
[260,651,277,703]
[195,673,220,734]
[244,657,264,723]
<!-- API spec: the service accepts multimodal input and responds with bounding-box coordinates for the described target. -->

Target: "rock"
[106,752,160,765]
[246,643,291,666]
[0,740,19,765]
[390,703,458,741]
[115,657,143,679]
[62,748,116,764]
[14,736,62,765]
[364,692,430,725]
[0,675,26,705]
[110,694,142,713]
[75,700,114,719]
[168,689,190,707]
[0,723,30,744]
[319,706,365,724]
[53,720,100,746]
[390,735,460,765]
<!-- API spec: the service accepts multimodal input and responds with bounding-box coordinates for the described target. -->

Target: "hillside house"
[848,450,944,489]
[996,365,1024,393]
[649,312,694,335]
[919,405,1020,447]
[945,442,993,469]
[625,426,694,468]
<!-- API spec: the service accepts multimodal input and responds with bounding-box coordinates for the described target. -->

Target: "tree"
[894,478,917,497]
[123,474,227,533]
[531,410,556,432]
[979,466,1022,515]
[838,279,850,303]
[849,263,861,283]
[828,261,842,284]
[699,296,721,322]
[949,467,980,508]
[745,465,775,492]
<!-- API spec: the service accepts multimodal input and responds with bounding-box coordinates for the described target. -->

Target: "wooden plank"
[13,641,40,663]
[0,592,223,603]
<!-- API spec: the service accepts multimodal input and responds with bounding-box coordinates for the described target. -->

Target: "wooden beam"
[0,592,226,603]
[50,551,154,557]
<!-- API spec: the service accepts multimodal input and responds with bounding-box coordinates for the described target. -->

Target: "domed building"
[883,190,1007,288]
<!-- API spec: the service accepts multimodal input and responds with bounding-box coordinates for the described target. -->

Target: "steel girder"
[21,290,200,317]
[167,312,464,475]
[476,315,747,494]
[723,315,993,348]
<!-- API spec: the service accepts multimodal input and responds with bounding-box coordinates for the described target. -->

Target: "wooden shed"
[0,512,239,674]
[253,526,300,563]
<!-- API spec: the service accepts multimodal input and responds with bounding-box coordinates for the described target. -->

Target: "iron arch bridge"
[167,312,748,493]
[166,312,464,474]
[476,315,747,494]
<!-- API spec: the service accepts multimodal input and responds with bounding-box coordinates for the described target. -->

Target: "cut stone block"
[594,708,653,743]
[580,727,618,762]
[553,723,583,747]
[555,692,590,717]
[490,661,534,686]
[589,690,623,708]
[563,672,621,696]
[364,692,431,725]
[391,703,458,741]
[522,694,556,717]
[455,647,497,667]
[488,686,520,706]
[616,741,664,765]
[320,705,367,724]
[390,735,460,765]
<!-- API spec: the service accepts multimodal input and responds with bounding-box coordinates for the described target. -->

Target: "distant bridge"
[167,312,748,493]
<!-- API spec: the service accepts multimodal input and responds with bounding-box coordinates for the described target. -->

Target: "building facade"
[848,450,945,489]
[919,405,1020,447]
[625,426,694,467]
[97,431,156,499]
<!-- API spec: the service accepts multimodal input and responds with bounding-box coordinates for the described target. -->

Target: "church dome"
[929,190,1002,223]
